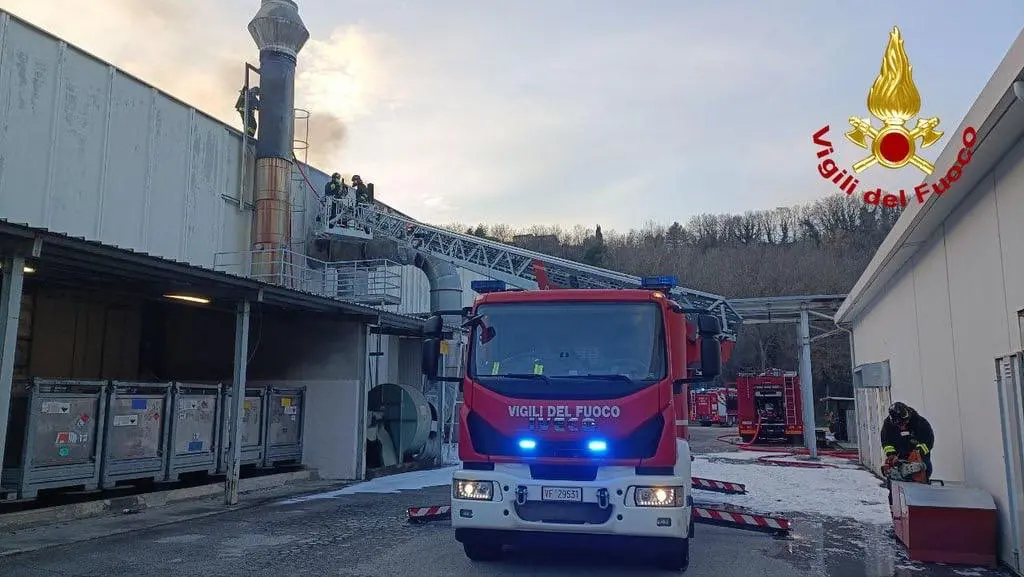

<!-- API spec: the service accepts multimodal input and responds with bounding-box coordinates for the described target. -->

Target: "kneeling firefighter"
[881,401,934,484]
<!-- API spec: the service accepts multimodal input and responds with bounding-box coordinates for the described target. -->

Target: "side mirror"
[697,314,722,380]
[696,313,721,335]
[422,338,441,379]
[480,326,496,344]
[424,314,443,338]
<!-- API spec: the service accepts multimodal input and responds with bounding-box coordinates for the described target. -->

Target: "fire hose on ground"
[716,418,860,469]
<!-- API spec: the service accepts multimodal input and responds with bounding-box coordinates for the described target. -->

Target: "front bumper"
[451,464,691,540]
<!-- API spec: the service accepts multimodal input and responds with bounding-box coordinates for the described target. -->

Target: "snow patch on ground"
[692,456,891,524]
[277,448,888,524]
[699,450,862,469]
[275,466,458,504]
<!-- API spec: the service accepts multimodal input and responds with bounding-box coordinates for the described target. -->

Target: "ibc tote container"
[100,382,172,488]
[166,382,222,481]
[262,386,306,468]
[1,379,107,499]
[218,386,266,473]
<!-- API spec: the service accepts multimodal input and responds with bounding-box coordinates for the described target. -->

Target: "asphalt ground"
[0,427,1010,576]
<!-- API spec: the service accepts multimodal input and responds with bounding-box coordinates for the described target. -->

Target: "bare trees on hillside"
[444,194,902,400]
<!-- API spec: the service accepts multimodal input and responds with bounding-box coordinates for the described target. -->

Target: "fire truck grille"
[529,464,598,481]
[514,501,614,525]
[466,411,664,459]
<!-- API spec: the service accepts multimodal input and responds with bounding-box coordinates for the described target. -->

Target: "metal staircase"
[318,199,742,334]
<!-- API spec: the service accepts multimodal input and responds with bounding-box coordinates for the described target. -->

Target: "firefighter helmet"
[889,401,911,424]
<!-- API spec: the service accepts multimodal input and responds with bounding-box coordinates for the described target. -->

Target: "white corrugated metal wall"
[0,12,252,266]
[851,134,1024,566]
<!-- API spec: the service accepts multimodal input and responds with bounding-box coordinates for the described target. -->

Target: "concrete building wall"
[0,12,254,268]
[247,315,367,480]
[850,134,1024,562]
[155,304,381,481]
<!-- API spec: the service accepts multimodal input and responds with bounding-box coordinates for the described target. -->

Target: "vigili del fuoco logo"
[812,27,977,208]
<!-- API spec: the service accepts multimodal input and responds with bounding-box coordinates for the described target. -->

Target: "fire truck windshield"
[468,301,666,398]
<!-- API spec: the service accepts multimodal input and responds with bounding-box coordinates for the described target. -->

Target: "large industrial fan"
[365,383,439,468]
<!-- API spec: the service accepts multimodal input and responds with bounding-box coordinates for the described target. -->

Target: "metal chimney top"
[248,0,310,58]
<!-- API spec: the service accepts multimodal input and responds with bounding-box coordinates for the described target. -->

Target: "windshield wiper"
[494,373,552,384]
[584,374,634,381]
[551,373,636,382]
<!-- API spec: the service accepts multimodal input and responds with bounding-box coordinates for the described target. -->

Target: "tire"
[654,539,690,572]
[462,540,503,562]
[740,434,754,444]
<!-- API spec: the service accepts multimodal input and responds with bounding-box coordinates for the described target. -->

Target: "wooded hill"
[445,194,902,402]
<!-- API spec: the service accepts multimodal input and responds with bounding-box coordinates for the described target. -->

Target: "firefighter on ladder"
[881,402,935,501]
[234,86,260,138]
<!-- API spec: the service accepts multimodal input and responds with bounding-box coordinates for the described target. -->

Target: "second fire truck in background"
[736,370,803,444]
[689,386,737,427]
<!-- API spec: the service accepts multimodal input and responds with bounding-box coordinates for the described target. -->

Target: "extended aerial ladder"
[317,197,742,335]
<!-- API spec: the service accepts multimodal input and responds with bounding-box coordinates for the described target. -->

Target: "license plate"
[541,486,582,502]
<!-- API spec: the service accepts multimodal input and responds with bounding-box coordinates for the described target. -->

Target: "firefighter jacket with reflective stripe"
[881,412,934,458]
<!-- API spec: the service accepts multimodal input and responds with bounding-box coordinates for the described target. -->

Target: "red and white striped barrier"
[692,506,790,535]
[407,505,451,523]
[691,477,747,494]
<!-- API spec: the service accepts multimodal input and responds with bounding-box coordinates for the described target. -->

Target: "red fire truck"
[421,276,731,570]
[692,390,714,426]
[736,370,803,444]
[692,387,738,427]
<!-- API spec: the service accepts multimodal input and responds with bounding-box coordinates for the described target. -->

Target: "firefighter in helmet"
[323,173,345,225]
[234,86,260,138]
[881,401,935,481]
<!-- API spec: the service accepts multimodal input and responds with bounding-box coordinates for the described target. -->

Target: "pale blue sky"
[4,0,1024,230]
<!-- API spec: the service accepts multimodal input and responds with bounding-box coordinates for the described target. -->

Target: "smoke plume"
[302,114,349,169]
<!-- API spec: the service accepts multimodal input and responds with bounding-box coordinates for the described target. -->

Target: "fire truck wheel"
[462,539,503,562]
[740,435,754,444]
[654,539,689,571]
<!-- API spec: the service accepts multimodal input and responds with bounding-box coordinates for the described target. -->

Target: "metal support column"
[0,256,25,482]
[225,300,251,505]
[798,308,817,459]
[438,373,446,466]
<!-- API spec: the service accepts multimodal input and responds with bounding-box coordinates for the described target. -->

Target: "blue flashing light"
[471,280,507,294]
[518,438,537,450]
[640,276,678,290]
[587,440,608,453]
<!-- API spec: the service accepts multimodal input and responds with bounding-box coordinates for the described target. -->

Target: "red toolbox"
[890,481,998,567]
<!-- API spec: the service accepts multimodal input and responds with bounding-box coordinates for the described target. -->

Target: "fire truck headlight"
[518,438,537,450]
[587,440,607,453]
[453,479,494,501]
[633,486,685,507]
